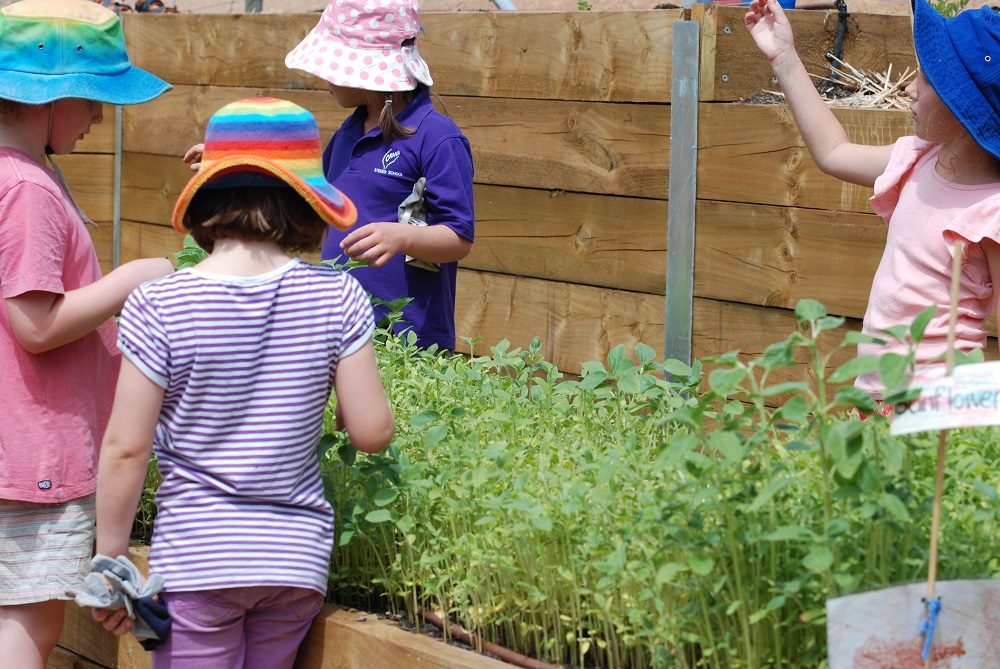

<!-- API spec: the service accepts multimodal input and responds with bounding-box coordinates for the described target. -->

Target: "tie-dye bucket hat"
[172,98,358,232]
[285,0,433,92]
[0,0,171,105]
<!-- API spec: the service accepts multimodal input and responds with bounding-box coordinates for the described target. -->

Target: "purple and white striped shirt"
[118,259,374,594]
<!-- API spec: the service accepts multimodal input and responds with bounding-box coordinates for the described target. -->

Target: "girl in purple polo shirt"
[284,0,475,351]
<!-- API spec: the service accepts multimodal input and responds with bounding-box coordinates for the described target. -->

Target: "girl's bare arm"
[334,339,395,453]
[745,0,894,187]
[5,257,172,353]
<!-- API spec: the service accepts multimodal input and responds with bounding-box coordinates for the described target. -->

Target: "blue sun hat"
[913,0,1000,160]
[0,0,171,105]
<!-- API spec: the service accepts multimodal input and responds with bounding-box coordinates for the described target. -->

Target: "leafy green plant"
[321,299,1000,668]
[134,257,1000,668]
[577,0,593,10]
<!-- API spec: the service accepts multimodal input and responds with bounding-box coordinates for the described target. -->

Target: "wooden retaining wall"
[71,6,996,387]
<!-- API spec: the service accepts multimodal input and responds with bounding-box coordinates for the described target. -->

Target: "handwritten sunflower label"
[891,361,1000,435]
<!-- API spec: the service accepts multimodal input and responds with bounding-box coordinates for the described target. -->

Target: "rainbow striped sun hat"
[172,98,357,232]
[0,0,170,105]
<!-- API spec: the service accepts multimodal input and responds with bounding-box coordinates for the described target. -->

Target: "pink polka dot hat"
[285,0,433,92]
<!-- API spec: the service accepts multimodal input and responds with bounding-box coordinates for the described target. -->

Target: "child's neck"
[195,238,292,277]
[0,119,48,164]
[935,136,1000,186]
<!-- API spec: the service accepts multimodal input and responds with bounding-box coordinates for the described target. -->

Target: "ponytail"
[378,92,415,142]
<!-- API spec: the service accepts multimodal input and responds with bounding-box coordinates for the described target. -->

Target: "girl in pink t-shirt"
[746,0,1000,400]
[0,1,173,665]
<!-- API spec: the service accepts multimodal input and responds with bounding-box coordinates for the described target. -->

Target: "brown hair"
[376,81,451,143]
[183,186,327,254]
[0,99,28,121]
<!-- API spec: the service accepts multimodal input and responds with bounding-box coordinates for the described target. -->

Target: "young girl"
[285,0,475,351]
[92,97,395,668]
[0,0,172,665]
[745,0,1000,402]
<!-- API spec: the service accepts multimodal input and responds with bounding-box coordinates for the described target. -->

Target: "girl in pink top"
[0,1,172,666]
[746,0,1000,401]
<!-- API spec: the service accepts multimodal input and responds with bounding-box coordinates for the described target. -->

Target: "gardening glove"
[67,554,169,644]
[66,570,134,617]
[397,177,440,272]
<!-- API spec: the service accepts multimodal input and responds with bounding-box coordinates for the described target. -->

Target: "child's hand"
[340,222,408,268]
[92,604,135,636]
[183,143,205,171]
[745,0,796,64]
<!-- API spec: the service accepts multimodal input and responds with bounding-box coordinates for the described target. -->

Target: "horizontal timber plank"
[419,10,678,103]
[694,200,884,319]
[60,154,114,222]
[123,11,680,103]
[454,268,665,374]
[120,153,195,226]
[122,86,351,157]
[295,606,510,669]
[120,220,187,265]
[697,103,910,212]
[125,85,668,198]
[695,5,917,103]
[465,185,666,294]
[460,95,667,197]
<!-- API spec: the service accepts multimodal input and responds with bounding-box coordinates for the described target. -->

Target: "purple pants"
[152,586,324,669]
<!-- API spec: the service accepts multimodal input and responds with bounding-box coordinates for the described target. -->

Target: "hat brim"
[285,31,433,91]
[0,68,171,105]
[914,0,1000,160]
[172,156,357,233]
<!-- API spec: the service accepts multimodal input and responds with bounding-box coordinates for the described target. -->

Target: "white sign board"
[827,580,1000,668]
[891,361,1000,435]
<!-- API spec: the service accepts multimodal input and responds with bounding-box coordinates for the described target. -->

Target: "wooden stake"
[924,240,963,668]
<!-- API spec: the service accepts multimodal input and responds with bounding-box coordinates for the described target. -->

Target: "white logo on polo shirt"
[375,148,404,178]
[382,149,400,170]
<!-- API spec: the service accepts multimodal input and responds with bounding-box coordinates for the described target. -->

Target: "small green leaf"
[802,547,835,573]
[795,299,827,323]
[708,367,748,396]
[364,509,394,523]
[689,556,715,576]
[879,492,910,522]
[829,355,880,383]
[373,488,399,507]
[747,476,793,512]
[909,305,938,343]
[878,353,910,391]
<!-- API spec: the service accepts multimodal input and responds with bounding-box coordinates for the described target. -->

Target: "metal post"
[664,21,699,365]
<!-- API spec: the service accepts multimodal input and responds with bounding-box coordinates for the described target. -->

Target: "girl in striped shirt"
[91,98,395,668]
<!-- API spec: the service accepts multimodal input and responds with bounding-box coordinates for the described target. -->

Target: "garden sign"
[828,241,1000,668]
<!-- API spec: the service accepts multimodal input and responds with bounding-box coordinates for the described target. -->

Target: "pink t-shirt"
[0,148,120,503]
[856,137,1000,397]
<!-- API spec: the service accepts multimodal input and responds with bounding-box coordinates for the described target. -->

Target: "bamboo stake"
[923,239,963,668]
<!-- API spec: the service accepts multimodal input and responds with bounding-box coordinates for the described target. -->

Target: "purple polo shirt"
[321,88,475,350]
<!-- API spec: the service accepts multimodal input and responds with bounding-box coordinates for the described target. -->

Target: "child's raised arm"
[333,339,395,454]
[745,0,894,187]
[4,257,172,354]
